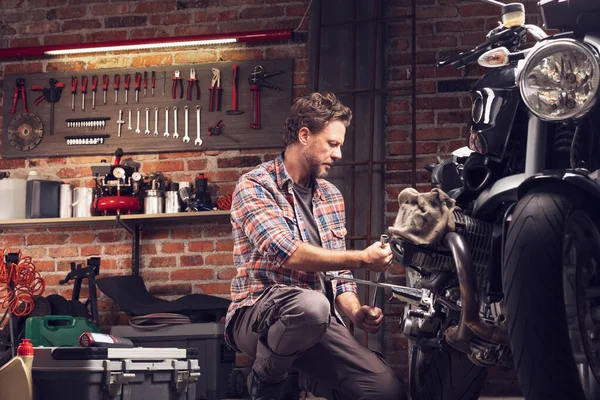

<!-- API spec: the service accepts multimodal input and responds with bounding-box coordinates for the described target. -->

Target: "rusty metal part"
[442,232,509,352]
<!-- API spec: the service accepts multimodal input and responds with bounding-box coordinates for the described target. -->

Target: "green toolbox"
[25,316,99,347]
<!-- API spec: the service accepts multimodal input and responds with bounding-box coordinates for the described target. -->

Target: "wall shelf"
[0,210,232,275]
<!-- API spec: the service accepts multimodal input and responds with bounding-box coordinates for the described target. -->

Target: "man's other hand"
[352,305,384,334]
[361,241,393,272]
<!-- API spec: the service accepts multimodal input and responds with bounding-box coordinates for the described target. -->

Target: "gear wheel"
[7,113,44,151]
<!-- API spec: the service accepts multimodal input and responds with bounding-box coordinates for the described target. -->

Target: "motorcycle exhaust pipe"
[442,232,509,349]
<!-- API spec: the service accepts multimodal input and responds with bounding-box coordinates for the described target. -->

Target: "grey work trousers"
[229,285,407,400]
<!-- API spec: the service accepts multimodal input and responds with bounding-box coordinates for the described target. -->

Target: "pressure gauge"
[132,172,142,182]
[113,167,125,179]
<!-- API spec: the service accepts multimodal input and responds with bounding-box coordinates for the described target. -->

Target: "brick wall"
[0,0,545,395]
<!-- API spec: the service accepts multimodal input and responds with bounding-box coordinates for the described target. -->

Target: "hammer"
[371,234,389,307]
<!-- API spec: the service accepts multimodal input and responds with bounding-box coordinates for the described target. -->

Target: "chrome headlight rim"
[518,38,600,122]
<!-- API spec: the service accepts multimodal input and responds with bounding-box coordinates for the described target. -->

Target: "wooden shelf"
[0,210,231,230]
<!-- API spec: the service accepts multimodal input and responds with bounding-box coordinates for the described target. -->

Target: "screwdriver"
[114,73,120,104]
[143,71,148,97]
[91,75,98,109]
[80,75,88,111]
[151,71,155,97]
[71,76,78,111]
[162,71,166,96]
[135,72,142,103]
[124,73,130,104]
[102,75,109,105]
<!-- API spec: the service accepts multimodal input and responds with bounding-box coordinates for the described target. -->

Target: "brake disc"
[7,113,44,151]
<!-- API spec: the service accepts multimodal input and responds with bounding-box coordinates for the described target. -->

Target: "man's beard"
[311,163,328,178]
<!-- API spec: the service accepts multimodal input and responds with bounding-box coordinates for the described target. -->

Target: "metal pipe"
[411,0,417,189]
[443,232,509,349]
[525,113,546,177]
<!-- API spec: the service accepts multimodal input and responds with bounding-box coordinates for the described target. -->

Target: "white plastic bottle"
[0,338,34,400]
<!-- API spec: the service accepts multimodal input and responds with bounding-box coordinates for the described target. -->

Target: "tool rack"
[1,59,292,158]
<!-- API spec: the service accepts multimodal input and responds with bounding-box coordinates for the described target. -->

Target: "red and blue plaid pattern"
[226,153,357,328]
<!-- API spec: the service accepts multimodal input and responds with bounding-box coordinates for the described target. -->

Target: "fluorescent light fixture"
[0,29,291,59]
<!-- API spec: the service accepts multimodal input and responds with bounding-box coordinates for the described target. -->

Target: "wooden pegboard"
[1,59,292,158]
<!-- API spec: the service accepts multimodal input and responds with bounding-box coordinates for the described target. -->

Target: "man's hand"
[351,305,384,334]
[361,241,393,272]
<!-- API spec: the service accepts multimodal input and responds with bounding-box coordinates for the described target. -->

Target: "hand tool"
[226,64,243,115]
[208,68,221,112]
[124,73,131,104]
[11,78,28,114]
[173,106,179,139]
[195,105,203,146]
[164,107,170,137]
[207,119,224,136]
[81,76,88,111]
[134,72,142,103]
[151,71,156,97]
[326,273,423,305]
[162,71,166,96]
[113,74,120,104]
[371,234,390,307]
[172,70,183,99]
[144,108,150,135]
[71,76,78,112]
[153,107,159,136]
[102,75,109,105]
[183,106,190,143]
[91,75,98,110]
[143,71,148,97]
[187,68,200,101]
[117,110,125,138]
[65,134,109,146]
[31,79,64,136]
[135,108,141,134]
[249,65,283,129]
[127,109,132,131]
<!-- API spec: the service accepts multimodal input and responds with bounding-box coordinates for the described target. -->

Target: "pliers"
[209,68,221,112]
[187,68,200,101]
[172,70,184,99]
[12,78,27,114]
[31,81,66,106]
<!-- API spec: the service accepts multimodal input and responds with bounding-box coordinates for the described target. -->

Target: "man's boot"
[247,368,286,400]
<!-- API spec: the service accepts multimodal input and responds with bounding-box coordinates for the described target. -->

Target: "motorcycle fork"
[525,113,547,178]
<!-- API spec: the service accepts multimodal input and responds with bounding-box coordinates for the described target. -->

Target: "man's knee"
[351,370,407,400]
[281,289,330,327]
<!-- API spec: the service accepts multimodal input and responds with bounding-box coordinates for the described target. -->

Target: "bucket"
[72,188,94,217]
[0,178,27,220]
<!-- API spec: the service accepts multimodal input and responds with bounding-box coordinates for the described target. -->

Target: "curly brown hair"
[282,92,352,146]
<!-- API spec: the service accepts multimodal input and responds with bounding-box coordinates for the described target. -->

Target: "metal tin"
[60,184,72,218]
[144,190,163,214]
[164,191,180,214]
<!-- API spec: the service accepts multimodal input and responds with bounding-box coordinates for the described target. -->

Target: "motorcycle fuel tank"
[468,66,522,162]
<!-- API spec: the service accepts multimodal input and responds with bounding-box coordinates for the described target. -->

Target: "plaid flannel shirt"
[225,153,357,331]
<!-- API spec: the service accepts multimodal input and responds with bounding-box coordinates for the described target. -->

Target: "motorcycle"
[385,1,600,399]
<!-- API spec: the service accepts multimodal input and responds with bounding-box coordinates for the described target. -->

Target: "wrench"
[135,108,141,134]
[172,106,179,139]
[195,105,203,146]
[127,109,132,130]
[164,107,170,137]
[183,106,190,143]
[153,107,159,136]
[144,108,150,135]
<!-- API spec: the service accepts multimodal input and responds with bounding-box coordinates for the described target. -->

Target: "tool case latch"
[172,360,201,393]
[104,360,136,397]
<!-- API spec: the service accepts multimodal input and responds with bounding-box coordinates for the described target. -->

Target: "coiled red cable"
[0,247,45,316]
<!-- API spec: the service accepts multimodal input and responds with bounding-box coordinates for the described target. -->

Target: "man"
[226,92,407,400]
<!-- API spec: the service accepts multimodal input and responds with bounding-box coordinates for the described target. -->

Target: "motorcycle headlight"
[519,39,600,121]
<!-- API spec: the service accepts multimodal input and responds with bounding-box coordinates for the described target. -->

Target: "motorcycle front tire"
[503,184,598,400]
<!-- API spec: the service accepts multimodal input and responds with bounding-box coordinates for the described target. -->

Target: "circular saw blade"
[7,113,44,151]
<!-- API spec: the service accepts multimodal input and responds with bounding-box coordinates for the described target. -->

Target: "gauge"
[113,167,125,179]
[132,172,142,182]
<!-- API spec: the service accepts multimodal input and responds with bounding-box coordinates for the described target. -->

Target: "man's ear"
[298,127,311,145]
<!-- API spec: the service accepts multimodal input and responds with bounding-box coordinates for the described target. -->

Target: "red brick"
[46,6,86,20]
[265,46,306,60]
[189,240,214,252]
[131,54,173,67]
[62,19,102,31]
[141,160,184,173]
[205,253,233,266]
[174,25,219,36]
[417,128,460,140]
[195,10,237,23]
[134,0,175,13]
[416,97,461,110]
[217,267,237,280]
[105,16,148,28]
[104,244,131,255]
[90,3,130,16]
[240,5,284,19]
[387,142,437,156]
[142,244,157,255]
[49,247,79,258]
[219,49,264,61]
[10,38,41,47]
[0,235,25,247]
[437,110,470,125]
[203,224,232,238]
[141,228,169,240]
[417,36,457,49]
[27,233,69,246]
[217,156,261,169]
[171,268,213,281]
[181,255,205,267]
[5,62,43,75]
[204,170,240,182]
[128,28,170,39]
[458,3,499,17]
[173,51,218,64]
[216,239,234,252]
[436,19,485,33]
[46,61,86,72]
[160,242,183,254]
[148,14,190,26]
[19,21,60,35]
[141,270,169,281]
[34,261,56,272]
[148,256,177,268]
[85,30,129,43]
[97,231,123,243]
[387,111,434,126]
[187,159,209,171]
[44,33,86,46]
[195,282,231,295]
[81,246,103,257]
